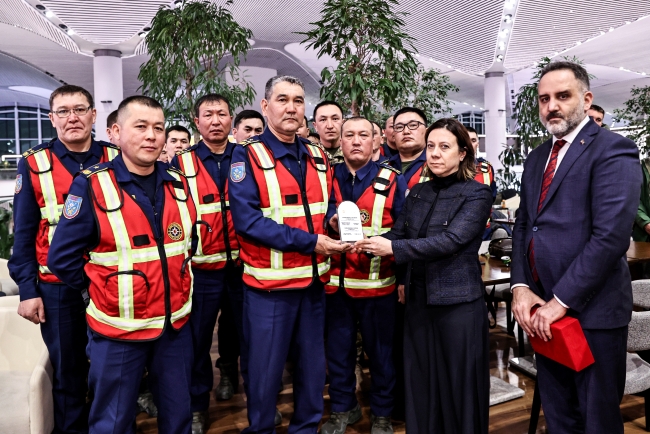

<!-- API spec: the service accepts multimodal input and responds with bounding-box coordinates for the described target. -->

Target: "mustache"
[546,111,565,121]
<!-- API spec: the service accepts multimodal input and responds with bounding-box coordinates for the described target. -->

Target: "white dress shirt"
[511,115,591,308]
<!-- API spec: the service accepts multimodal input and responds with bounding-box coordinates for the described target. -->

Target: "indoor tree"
[138,0,255,135]
[614,85,650,155]
[298,0,419,117]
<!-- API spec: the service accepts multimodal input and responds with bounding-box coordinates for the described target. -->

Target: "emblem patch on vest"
[14,174,22,194]
[230,162,246,182]
[167,222,184,241]
[63,195,82,219]
[360,209,370,224]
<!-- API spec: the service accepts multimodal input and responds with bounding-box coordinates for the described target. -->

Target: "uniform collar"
[260,128,307,160]
[338,159,374,182]
[388,148,426,167]
[53,138,104,159]
[196,140,236,160]
[111,154,175,183]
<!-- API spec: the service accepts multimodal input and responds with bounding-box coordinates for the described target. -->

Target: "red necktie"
[528,139,567,281]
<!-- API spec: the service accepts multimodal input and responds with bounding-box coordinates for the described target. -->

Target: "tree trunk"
[351,100,359,117]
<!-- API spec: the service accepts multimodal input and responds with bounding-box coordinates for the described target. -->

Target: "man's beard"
[540,101,585,138]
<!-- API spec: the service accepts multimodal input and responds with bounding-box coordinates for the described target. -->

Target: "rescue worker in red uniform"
[9,84,119,434]
[170,94,245,434]
[229,75,350,434]
[387,107,430,190]
[466,126,497,198]
[323,117,408,434]
[48,96,197,434]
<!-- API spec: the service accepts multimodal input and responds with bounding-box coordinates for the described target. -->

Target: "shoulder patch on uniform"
[82,165,109,178]
[380,161,401,175]
[101,142,120,151]
[176,145,196,155]
[63,194,83,219]
[22,142,50,158]
[240,138,262,147]
[14,174,22,194]
[166,166,187,177]
[230,162,246,182]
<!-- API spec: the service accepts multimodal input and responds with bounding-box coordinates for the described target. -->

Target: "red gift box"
[528,308,595,372]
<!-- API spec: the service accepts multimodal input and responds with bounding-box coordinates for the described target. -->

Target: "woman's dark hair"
[424,118,476,181]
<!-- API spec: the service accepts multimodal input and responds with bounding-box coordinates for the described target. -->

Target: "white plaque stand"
[338,201,364,243]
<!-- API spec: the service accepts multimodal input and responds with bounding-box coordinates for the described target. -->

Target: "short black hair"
[313,100,344,119]
[308,132,320,141]
[166,125,191,141]
[342,116,374,135]
[116,96,163,124]
[194,93,231,118]
[106,110,118,128]
[393,106,428,126]
[234,109,265,128]
[465,126,477,134]
[539,61,590,92]
[49,84,94,110]
[589,104,605,116]
[304,116,309,127]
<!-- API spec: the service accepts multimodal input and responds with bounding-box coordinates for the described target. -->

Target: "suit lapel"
[530,140,552,216]
[537,120,599,215]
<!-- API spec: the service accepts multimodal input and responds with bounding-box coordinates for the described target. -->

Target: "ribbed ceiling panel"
[505,0,650,70]
[395,0,504,75]
[39,0,170,45]
[0,0,79,53]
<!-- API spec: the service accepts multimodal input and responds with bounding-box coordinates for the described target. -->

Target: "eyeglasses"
[393,121,426,132]
[51,106,93,118]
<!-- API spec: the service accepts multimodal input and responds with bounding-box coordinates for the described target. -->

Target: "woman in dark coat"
[354,118,493,433]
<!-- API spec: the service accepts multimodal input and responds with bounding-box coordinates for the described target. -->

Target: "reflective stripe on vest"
[327,167,397,296]
[475,162,493,186]
[34,150,61,246]
[86,169,194,337]
[178,151,239,268]
[242,141,330,287]
[406,162,430,189]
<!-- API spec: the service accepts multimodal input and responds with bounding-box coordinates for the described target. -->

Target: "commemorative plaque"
[338,201,364,243]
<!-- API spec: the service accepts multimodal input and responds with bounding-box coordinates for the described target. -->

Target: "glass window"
[0,120,15,139]
[0,112,13,119]
[41,120,56,141]
[20,139,39,153]
[0,140,15,155]
[19,120,39,139]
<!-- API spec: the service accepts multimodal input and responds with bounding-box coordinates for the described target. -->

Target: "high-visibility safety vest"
[176,148,238,270]
[84,166,196,341]
[325,166,399,298]
[239,140,331,290]
[474,160,494,186]
[406,162,430,189]
[24,141,119,283]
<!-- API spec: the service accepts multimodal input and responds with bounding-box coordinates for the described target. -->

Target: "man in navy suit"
[511,61,641,433]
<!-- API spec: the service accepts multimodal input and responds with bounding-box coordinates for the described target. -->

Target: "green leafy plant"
[391,65,459,123]
[495,141,524,192]
[614,85,650,155]
[138,0,255,135]
[0,205,14,260]
[298,0,419,117]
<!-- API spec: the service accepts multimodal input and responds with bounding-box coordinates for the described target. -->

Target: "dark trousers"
[216,278,245,386]
[86,325,193,434]
[242,282,326,434]
[536,326,628,434]
[190,267,243,411]
[403,284,489,434]
[39,282,89,434]
[326,290,396,416]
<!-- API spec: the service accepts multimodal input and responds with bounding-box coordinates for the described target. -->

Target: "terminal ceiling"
[0,0,649,118]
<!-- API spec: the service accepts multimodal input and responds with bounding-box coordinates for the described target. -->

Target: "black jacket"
[384,178,492,305]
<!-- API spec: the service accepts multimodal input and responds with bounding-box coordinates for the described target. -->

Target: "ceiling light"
[67,29,75,36]
[498,42,505,50]
[447,64,452,68]
[503,14,512,23]
[415,54,420,57]
[496,54,504,62]
[504,0,516,9]
[429,58,434,61]
[576,41,581,45]
[626,21,631,25]
[138,31,147,38]
[58,24,68,30]
[600,30,605,35]
[45,10,54,18]
[643,72,647,76]
[500,29,509,38]
[35,4,45,10]
[609,27,614,32]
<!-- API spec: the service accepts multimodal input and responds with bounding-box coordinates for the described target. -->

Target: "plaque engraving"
[338,201,364,243]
